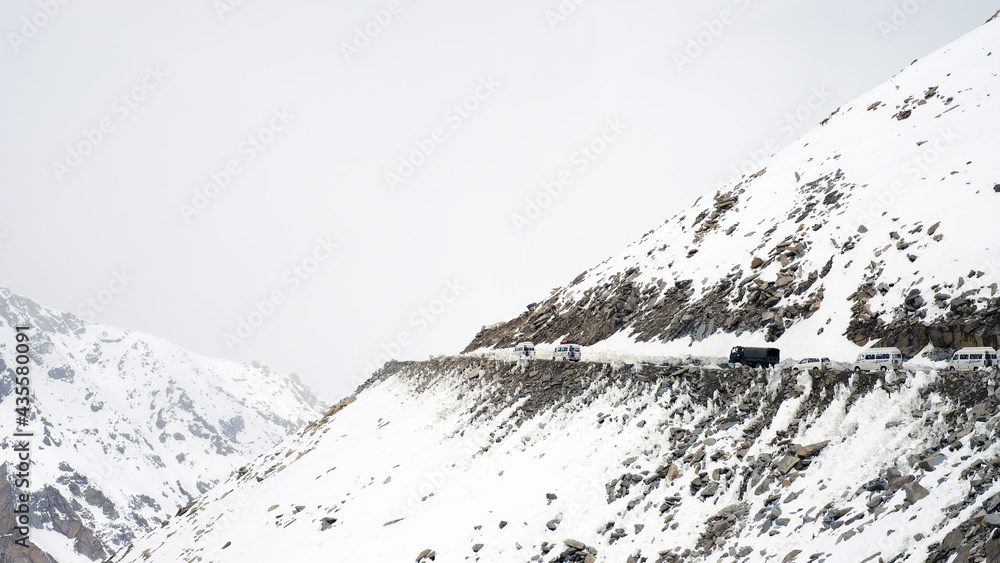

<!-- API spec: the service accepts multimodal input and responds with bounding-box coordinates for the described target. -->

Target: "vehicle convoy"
[553,340,582,362]
[853,347,903,372]
[513,342,536,359]
[729,346,780,368]
[947,347,997,371]
[794,357,831,371]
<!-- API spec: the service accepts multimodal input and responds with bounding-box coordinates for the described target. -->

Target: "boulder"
[904,481,930,504]
[776,455,800,475]
[795,441,830,458]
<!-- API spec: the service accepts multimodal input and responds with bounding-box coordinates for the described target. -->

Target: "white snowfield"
[0,288,325,563]
[107,361,1000,562]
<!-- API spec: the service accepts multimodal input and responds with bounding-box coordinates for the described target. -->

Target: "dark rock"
[941,528,963,552]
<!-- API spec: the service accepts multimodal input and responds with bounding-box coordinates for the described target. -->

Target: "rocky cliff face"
[466,16,1000,362]
[1,464,59,563]
[0,288,325,563]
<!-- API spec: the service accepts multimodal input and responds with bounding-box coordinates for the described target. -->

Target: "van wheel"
[880,366,887,372]
[854,367,861,372]
[948,366,955,371]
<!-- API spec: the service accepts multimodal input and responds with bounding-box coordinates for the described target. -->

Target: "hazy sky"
[2,1,996,401]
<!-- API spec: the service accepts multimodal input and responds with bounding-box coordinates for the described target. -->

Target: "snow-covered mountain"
[102,12,1000,563]
[0,288,325,563]
[468,11,1000,364]
[105,357,1000,563]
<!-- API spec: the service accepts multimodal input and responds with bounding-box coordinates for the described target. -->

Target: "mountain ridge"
[0,287,326,563]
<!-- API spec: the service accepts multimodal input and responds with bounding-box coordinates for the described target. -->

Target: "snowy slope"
[106,358,1000,563]
[0,288,325,562]
[467,14,1000,364]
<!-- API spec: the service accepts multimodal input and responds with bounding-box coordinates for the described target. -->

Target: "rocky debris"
[904,289,925,312]
[867,297,1000,355]
[546,513,563,531]
[545,539,598,563]
[697,504,749,553]
[416,549,436,562]
[321,395,356,420]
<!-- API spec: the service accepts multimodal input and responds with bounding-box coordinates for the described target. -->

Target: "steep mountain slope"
[467,14,1000,362]
[99,13,1000,563]
[106,358,1000,563]
[0,288,325,563]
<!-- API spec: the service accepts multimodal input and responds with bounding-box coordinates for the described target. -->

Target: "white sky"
[1,0,996,401]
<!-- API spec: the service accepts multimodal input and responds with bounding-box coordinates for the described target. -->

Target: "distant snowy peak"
[467,15,1000,359]
[0,287,325,563]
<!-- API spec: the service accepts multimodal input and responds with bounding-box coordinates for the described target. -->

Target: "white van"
[553,342,582,362]
[947,347,997,371]
[853,347,903,372]
[513,342,536,359]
